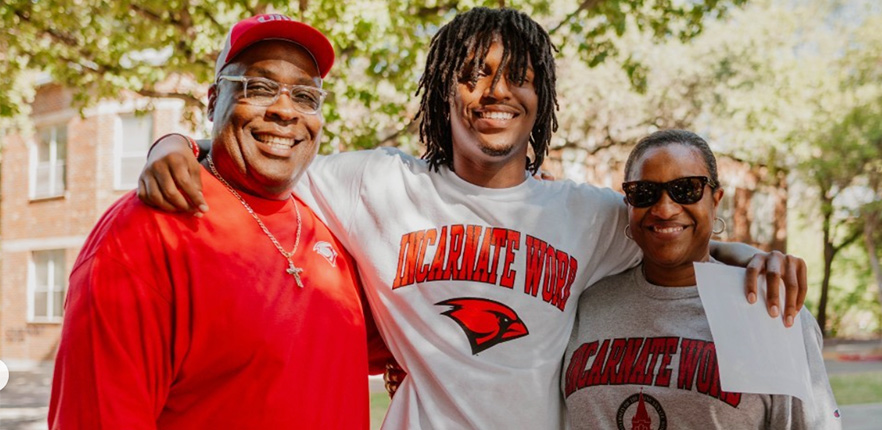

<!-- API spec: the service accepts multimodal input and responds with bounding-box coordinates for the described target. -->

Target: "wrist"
[151,133,200,158]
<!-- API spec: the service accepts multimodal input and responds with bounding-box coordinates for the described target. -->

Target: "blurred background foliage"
[1,0,880,336]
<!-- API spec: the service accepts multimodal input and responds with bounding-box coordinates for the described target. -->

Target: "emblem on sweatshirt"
[616,390,667,430]
[313,242,338,267]
[436,297,529,354]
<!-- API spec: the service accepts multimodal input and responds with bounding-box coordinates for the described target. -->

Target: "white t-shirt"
[296,148,641,429]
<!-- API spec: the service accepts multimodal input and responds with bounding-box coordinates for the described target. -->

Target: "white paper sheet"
[694,262,813,404]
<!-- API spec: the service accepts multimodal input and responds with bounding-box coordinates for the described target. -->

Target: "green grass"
[830,372,882,405]
[370,393,392,430]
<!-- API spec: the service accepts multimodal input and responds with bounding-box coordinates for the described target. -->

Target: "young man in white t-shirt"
[138,7,808,429]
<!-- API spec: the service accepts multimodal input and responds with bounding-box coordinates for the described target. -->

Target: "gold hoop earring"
[624,225,633,240]
[713,217,727,235]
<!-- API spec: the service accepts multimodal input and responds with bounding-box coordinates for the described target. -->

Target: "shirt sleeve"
[49,252,174,430]
[767,310,842,429]
[582,187,643,288]
[295,150,375,243]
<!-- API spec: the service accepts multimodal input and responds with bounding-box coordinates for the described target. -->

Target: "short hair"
[416,7,558,174]
[624,129,720,187]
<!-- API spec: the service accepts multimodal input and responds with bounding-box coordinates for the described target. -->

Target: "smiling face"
[627,144,724,284]
[208,40,323,199]
[448,39,538,183]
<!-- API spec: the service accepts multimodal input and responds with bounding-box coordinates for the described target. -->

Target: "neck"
[642,254,712,287]
[201,158,293,201]
[450,153,529,189]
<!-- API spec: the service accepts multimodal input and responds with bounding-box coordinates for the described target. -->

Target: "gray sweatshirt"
[562,265,842,429]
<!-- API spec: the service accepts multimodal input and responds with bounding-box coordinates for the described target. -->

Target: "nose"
[482,74,512,100]
[264,89,300,122]
[649,190,683,219]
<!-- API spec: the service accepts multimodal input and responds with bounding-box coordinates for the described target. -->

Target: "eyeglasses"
[622,176,717,208]
[216,76,328,114]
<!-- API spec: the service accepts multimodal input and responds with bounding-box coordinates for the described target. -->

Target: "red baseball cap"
[215,14,335,79]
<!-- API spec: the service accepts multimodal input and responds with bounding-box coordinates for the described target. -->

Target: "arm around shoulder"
[138,133,207,215]
[592,188,642,278]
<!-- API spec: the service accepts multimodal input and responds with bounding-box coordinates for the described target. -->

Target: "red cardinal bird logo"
[436,297,529,354]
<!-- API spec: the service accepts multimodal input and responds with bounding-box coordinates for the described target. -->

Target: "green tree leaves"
[0,0,747,152]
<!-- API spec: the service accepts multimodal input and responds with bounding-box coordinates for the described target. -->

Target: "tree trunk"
[818,237,834,336]
[817,192,835,336]
[865,213,882,309]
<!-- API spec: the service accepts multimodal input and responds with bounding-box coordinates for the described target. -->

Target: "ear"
[711,187,724,209]
[207,84,218,122]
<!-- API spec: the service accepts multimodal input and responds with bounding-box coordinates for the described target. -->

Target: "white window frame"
[27,249,67,323]
[114,112,154,190]
[29,123,68,200]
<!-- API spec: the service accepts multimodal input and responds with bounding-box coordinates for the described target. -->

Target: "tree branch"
[137,88,204,109]
[376,118,419,147]
[557,131,636,155]
[413,2,459,18]
[194,5,224,33]
[833,226,864,254]
[548,0,604,35]
[130,4,165,23]
[13,8,78,46]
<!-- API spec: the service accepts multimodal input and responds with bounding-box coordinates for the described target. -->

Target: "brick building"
[0,82,191,367]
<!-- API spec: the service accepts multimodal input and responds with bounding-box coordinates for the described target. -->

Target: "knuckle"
[148,189,161,201]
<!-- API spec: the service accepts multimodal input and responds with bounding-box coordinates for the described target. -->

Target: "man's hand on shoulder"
[710,242,808,328]
[745,250,807,328]
[137,134,208,216]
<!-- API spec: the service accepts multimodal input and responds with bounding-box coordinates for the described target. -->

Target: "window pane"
[33,163,51,198]
[55,126,68,161]
[52,250,66,291]
[37,128,52,162]
[53,291,65,318]
[34,292,48,318]
[121,114,153,153]
[118,155,147,189]
[34,252,49,291]
[31,249,66,320]
[33,124,68,198]
[54,161,66,195]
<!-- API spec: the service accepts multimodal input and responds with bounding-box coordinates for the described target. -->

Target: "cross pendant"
[286,261,304,288]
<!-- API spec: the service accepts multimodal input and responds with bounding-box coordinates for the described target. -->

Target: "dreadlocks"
[416,7,559,174]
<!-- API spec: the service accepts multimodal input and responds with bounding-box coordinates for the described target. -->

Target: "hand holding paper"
[694,262,813,404]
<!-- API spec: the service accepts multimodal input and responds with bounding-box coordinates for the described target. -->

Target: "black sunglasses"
[622,176,717,208]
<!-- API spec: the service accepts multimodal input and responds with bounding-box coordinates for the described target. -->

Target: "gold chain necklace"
[206,154,305,288]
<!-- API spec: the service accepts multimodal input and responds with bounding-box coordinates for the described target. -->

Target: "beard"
[480,143,514,157]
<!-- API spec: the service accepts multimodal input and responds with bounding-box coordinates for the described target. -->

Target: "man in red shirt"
[49,15,379,429]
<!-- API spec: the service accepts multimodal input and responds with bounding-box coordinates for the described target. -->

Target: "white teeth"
[653,226,685,234]
[255,134,295,148]
[479,111,514,120]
